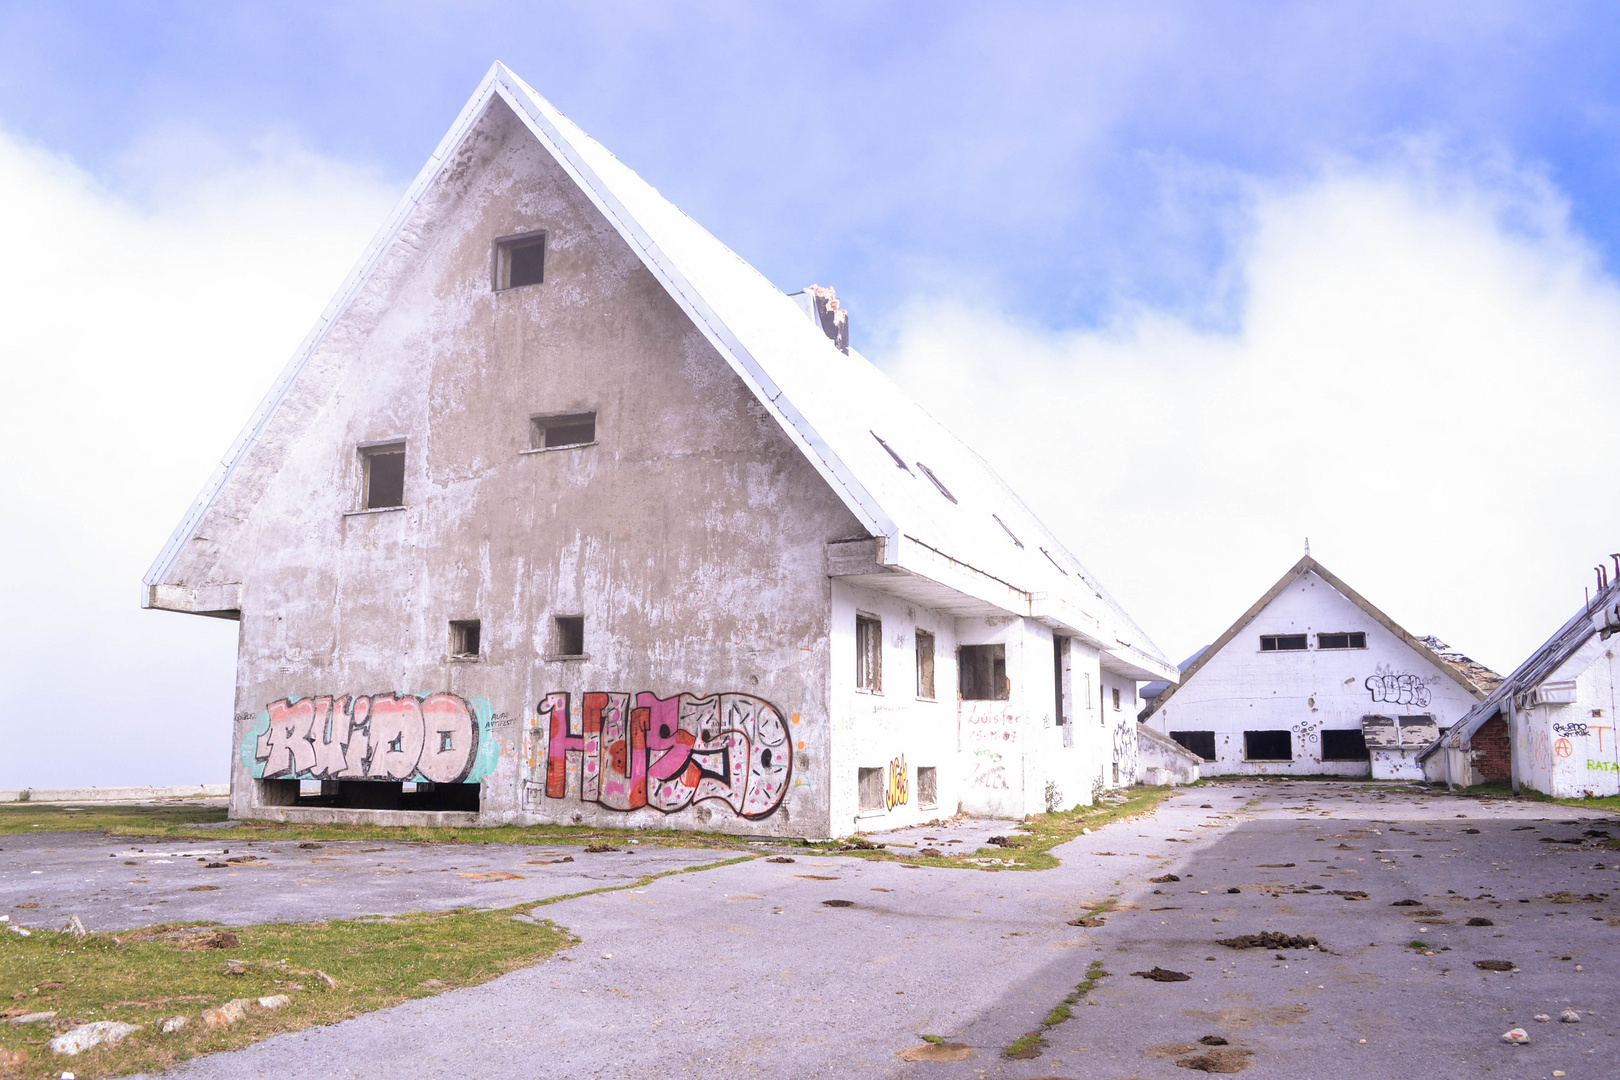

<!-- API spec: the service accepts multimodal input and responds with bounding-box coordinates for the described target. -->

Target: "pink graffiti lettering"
[254,693,480,783]
[541,691,791,819]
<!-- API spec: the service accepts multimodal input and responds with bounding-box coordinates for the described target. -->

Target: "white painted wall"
[1146,570,1479,776]
[1516,638,1620,798]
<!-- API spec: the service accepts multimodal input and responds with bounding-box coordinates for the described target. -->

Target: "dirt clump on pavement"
[1216,932,1317,950]
[1466,917,1494,926]
[1175,1047,1254,1072]
[765,856,795,863]
[1199,1035,1230,1045]
[821,899,854,908]
[1132,967,1192,982]
[1474,959,1516,971]
[1543,891,1607,903]
[1390,898,1421,906]
[1150,873,1181,882]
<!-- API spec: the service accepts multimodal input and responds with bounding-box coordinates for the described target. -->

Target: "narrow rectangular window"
[1112,687,1121,711]
[1317,632,1367,650]
[531,412,596,450]
[1244,730,1293,760]
[1321,729,1369,760]
[915,630,935,700]
[1260,634,1308,651]
[361,443,406,510]
[553,615,585,657]
[958,644,1008,701]
[495,232,546,290]
[1171,731,1217,761]
[857,767,885,811]
[449,620,481,659]
[856,614,882,691]
[916,766,938,808]
[1053,635,1068,725]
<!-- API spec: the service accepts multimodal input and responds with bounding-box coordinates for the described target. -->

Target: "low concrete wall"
[237,805,480,828]
[1136,724,1202,786]
[0,784,228,804]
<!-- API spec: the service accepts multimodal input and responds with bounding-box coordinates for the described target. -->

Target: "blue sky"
[4,2,1620,785]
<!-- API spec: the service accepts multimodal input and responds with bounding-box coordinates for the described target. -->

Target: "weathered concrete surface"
[0,786,227,803]
[5,782,1612,1079]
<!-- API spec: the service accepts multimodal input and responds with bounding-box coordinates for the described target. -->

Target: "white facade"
[1514,638,1620,797]
[1142,559,1485,777]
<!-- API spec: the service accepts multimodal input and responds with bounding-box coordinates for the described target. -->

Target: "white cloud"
[0,128,397,787]
[881,154,1620,676]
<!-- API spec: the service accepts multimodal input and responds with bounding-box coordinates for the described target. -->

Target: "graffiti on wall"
[535,691,792,820]
[243,693,499,784]
[1365,674,1431,707]
[969,749,1009,791]
[886,755,909,810]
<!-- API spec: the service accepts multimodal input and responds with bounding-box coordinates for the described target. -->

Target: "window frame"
[958,643,1008,701]
[492,230,547,291]
[548,615,586,661]
[915,629,936,700]
[855,613,883,693]
[448,619,482,661]
[1243,729,1293,761]
[1320,728,1370,761]
[1170,730,1217,761]
[857,766,885,813]
[357,440,407,512]
[525,411,598,454]
[1259,634,1309,652]
[1316,631,1367,650]
[916,765,939,808]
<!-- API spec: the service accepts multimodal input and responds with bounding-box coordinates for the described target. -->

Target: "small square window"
[916,766,938,808]
[361,443,406,509]
[856,614,882,692]
[1260,634,1308,652]
[959,644,1007,701]
[449,620,481,659]
[915,630,936,699]
[857,766,885,812]
[553,615,584,657]
[531,412,596,450]
[495,233,546,290]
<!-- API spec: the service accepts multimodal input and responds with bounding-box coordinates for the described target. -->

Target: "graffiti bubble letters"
[252,693,487,784]
[1365,674,1431,708]
[886,755,909,810]
[540,691,792,820]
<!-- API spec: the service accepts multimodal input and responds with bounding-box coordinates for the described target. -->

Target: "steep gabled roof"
[1139,556,1489,723]
[143,63,1170,675]
[1423,577,1620,760]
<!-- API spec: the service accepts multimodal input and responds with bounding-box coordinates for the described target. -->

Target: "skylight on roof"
[870,432,912,473]
[916,462,956,503]
[992,513,1024,549]
[1040,546,1069,575]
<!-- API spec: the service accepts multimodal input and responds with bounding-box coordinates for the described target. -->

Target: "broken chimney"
[788,284,849,353]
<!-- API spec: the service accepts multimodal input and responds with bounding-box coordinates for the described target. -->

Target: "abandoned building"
[1138,556,1498,779]
[141,63,1176,836]
[1422,564,1620,796]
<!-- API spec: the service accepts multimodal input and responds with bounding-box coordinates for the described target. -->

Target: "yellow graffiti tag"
[886,755,909,810]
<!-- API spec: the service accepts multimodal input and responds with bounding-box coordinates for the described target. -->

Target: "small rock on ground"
[257,995,291,1010]
[1501,1027,1530,1045]
[160,1016,189,1033]
[1559,1009,1580,1023]
[48,1021,142,1056]
[8,1011,57,1025]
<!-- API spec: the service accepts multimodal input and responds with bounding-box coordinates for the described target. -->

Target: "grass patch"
[0,803,772,852]
[920,1033,945,1045]
[830,787,1176,872]
[0,905,573,1079]
[1004,959,1107,1059]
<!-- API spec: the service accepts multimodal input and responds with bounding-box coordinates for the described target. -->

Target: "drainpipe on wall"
[1506,697,1521,797]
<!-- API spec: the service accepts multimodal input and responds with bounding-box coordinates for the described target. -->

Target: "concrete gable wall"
[1519,638,1620,797]
[1147,571,1477,775]
[224,98,862,834]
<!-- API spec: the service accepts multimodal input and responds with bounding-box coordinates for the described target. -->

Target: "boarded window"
[361,443,406,509]
[1171,730,1217,761]
[553,616,584,657]
[1317,632,1367,650]
[856,615,882,691]
[858,767,885,811]
[917,766,938,808]
[449,620,481,659]
[531,412,596,449]
[1321,729,1369,760]
[1259,634,1308,652]
[1244,730,1293,760]
[959,644,1008,701]
[915,630,936,699]
[1053,635,1068,725]
[495,233,546,290]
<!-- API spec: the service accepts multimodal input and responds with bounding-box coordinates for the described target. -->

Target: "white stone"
[9,1011,57,1024]
[159,1016,189,1034]
[257,995,290,1010]
[48,1021,141,1056]
[1501,1027,1530,1045]
[1559,1009,1580,1023]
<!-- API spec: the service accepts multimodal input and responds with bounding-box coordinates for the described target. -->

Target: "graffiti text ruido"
[540,691,792,819]
[251,693,494,784]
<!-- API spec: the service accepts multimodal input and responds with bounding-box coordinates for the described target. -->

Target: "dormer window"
[494,232,546,290]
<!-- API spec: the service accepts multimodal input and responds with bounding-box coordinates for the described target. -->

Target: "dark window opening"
[496,233,546,290]
[917,766,938,808]
[857,767,885,812]
[1317,631,1367,650]
[450,620,481,659]
[871,432,912,473]
[916,462,956,502]
[554,615,585,657]
[1244,730,1293,760]
[1260,634,1308,652]
[1053,635,1068,725]
[1171,730,1217,761]
[1112,687,1121,711]
[991,513,1024,548]
[916,630,935,699]
[856,614,882,691]
[362,444,406,509]
[532,412,596,449]
[1398,714,1434,728]
[260,777,480,812]
[1321,729,1370,760]
[959,644,1008,701]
